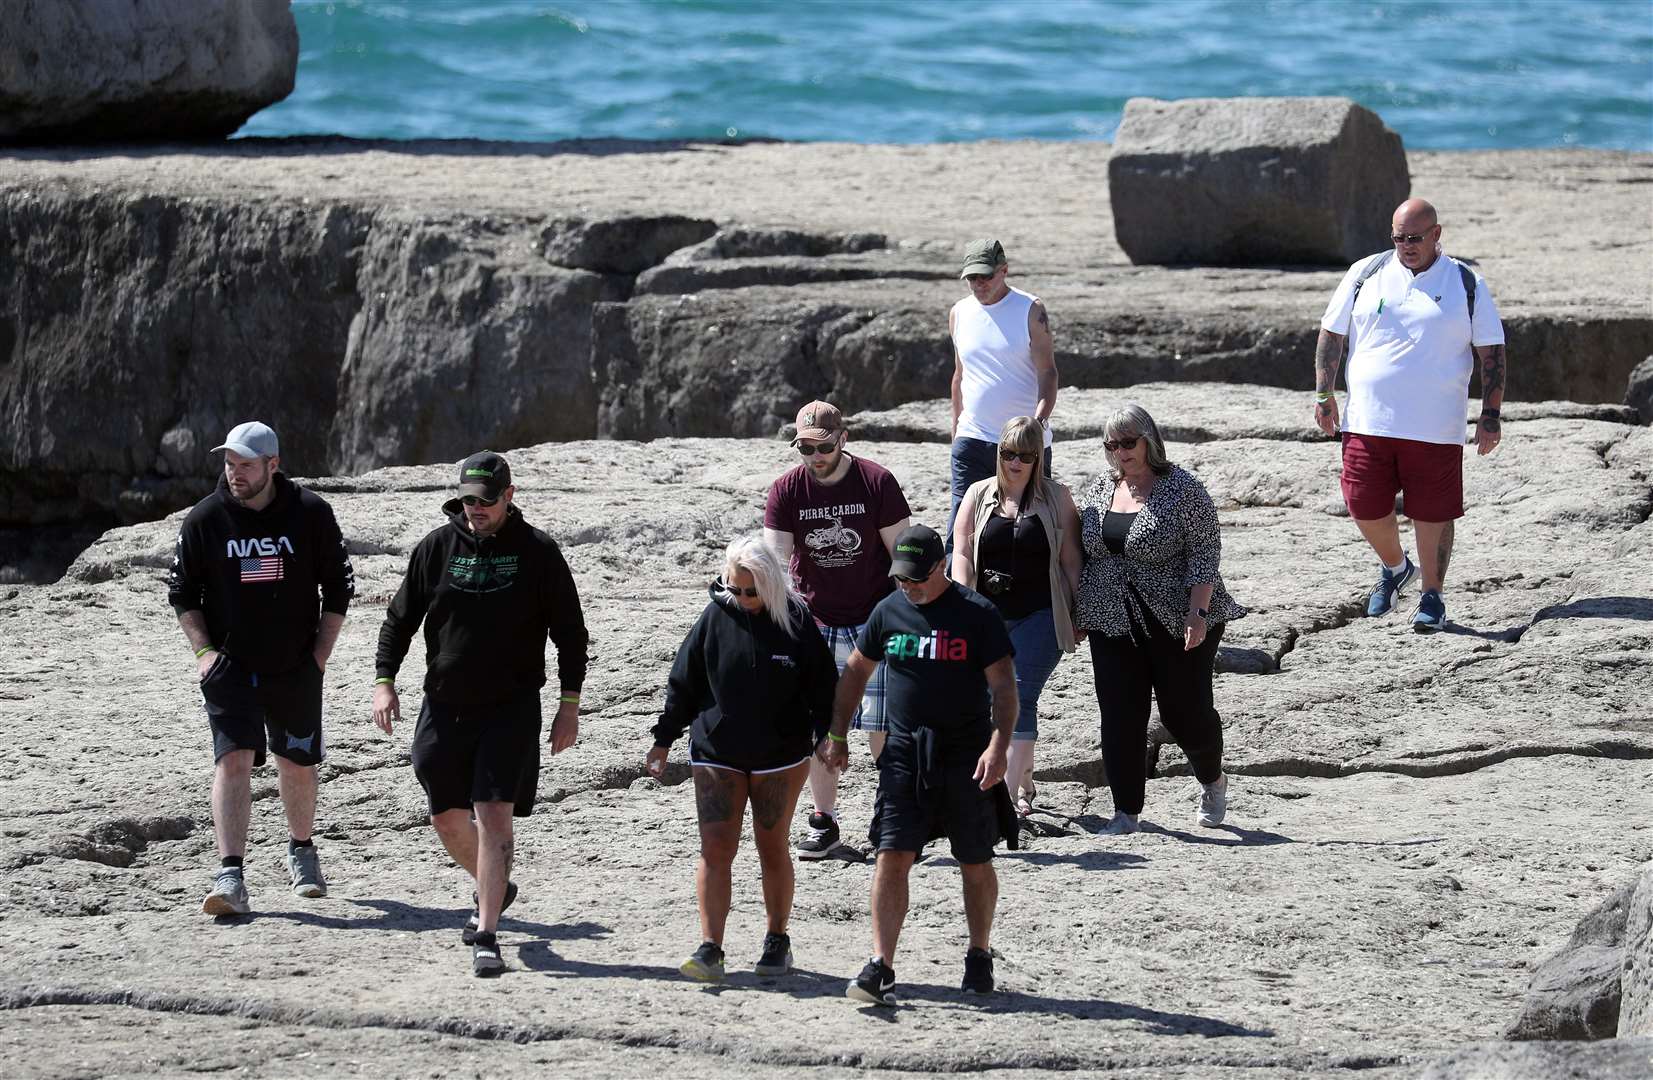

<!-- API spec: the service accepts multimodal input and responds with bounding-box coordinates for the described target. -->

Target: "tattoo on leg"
[1435,519,1455,583]
[693,768,740,824]
[748,775,791,830]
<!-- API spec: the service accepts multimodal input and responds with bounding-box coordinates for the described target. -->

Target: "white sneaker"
[1099,812,1139,835]
[1197,774,1228,828]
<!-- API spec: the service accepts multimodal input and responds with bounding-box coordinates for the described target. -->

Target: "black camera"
[980,569,1014,595]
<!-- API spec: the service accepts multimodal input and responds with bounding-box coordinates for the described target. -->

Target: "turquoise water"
[241,0,1653,149]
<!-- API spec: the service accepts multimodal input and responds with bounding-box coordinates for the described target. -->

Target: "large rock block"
[1626,356,1653,425]
[1108,96,1408,266]
[1507,880,1634,1039]
[331,222,626,474]
[1622,861,1653,1036]
[0,0,297,141]
[1417,1038,1653,1079]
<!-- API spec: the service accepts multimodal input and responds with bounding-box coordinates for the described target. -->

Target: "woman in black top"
[951,416,1082,817]
[647,535,836,983]
[1074,404,1246,834]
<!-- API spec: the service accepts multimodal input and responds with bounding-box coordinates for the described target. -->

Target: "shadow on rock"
[1138,823,1296,847]
[515,939,687,985]
[994,849,1150,870]
[1534,596,1653,623]
[893,982,1275,1035]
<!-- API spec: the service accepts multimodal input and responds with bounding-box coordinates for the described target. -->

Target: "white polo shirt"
[1320,252,1505,446]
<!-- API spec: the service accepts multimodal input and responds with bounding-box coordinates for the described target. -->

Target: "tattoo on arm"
[1476,343,1506,404]
[1035,303,1049,331]
[1314,329,1345,394]
[693,767,742,825]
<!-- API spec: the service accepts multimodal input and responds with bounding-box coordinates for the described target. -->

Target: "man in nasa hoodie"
[167,421,356,917]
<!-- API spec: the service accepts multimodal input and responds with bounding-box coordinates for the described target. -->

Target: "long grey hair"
[721,534,803,637]
[1105,403,1173,479]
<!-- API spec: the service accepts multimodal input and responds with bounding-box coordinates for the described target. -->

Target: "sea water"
[242,0,1652,149]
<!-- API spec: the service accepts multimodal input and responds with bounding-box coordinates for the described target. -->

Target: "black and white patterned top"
[1075,465,1246,639]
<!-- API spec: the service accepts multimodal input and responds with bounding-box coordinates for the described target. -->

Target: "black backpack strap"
[1453,258,1477,326]
[1350,250,1393,303]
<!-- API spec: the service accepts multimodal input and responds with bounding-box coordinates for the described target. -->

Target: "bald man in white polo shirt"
[1313,198,1508,633]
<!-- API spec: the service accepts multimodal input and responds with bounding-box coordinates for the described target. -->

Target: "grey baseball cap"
[960,238,1007,278]
[211,421,279,459]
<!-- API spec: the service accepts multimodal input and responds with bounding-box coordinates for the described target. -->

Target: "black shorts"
[869,729,1000,864]
[410,693,542,818]
[199,654,325,767]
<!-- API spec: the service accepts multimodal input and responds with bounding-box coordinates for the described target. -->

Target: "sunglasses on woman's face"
[1103,437,1140,453]
[724,583,761,598]
[460,494,499,507]
[999,449,1038,465]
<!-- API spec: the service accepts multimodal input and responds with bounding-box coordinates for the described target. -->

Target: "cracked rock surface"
[1,387,1650,1076]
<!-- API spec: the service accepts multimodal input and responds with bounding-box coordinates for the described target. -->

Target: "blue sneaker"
[1412,589,1446,634]
[1366,558,1416,617]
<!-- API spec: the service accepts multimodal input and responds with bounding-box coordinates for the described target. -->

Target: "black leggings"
[1089,611,1225,816]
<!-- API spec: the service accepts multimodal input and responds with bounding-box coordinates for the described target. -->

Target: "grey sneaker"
[1099,812,1140,835]
[286,845,327,898]
[1197,774,1228,828]
[680,941,725,982]
[202,868,250,916]
[1367,558,1416,617]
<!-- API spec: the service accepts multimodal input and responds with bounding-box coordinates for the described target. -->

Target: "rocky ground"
[1,384,1649,1077]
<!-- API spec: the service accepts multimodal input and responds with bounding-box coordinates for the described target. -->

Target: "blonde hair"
[1105,403,1172,479]
[996,416,1048,506]
[721,534,802,637]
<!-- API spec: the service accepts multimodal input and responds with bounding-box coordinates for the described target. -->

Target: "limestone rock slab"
[1108,96,1408,266]
[1622,861,1653,1036]
[1506,879,1634,1039]
[0,0,297,142]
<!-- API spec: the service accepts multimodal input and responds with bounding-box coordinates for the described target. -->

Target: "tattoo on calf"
[1435,519,1455,581]
[693,768,740,824]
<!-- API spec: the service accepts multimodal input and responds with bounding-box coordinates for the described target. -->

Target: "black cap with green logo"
[457,450,511,499]
[888,524,945,580]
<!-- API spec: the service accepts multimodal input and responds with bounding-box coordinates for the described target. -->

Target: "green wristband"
[1315,392,1333,403]
[558,694,580,704]
[194,645,214,659]
[373,677,394,686]
[826,732,847,744]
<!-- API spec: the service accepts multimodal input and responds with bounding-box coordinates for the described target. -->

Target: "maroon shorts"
[1340,433,1464,522]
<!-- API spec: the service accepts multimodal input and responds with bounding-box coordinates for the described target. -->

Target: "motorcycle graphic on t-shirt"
[804,515,863,567]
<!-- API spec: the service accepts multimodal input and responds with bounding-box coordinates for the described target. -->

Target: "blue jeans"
[1005,607,1062,740]
[945,436,1053,554]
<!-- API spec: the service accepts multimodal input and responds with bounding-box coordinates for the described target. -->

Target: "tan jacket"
[957,476,1077,653]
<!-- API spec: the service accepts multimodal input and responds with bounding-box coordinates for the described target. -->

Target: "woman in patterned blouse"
[1074,404,1246,834]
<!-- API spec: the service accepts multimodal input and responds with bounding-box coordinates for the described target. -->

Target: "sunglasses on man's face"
[893,573,929,584]
[1103,437,1140,453]
[796,439,839,456]
[999,448,1038,465]
[965,273,994,283]
[724,583,761,598]
[1391,231,1432,245]
[460,494,499,508]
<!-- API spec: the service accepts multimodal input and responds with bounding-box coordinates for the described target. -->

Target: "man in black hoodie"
[168,421,356,918]
[372,451,590,977]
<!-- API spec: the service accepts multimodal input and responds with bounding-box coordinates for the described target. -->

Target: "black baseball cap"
[888,524,945,580]
[457,451,511,499]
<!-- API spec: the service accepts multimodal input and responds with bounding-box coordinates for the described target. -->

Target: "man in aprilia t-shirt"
[168,421,356,917]
[820,524,1018,1004]
[764,400,911,859]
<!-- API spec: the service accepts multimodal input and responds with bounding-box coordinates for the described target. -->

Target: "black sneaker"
[796,811,840,860]
[680,940,725,982]
[471,931,506,978]
[754,931,792,976]
[846,956,896,1006]
[962,947,995,994]
[462,879,519,945]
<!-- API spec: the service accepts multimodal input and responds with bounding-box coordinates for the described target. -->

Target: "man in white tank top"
[946,238,1057,553]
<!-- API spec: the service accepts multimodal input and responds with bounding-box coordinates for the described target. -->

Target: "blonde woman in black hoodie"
[647,535,837,982]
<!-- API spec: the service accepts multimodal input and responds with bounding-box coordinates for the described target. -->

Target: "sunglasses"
[1103,437,1140,453]
[724,583,761,598]
[796,438,839,456]
[892,573,929,584]
[964,273,994,283]
[460,494,499,507]
[999,448,1038,465]
[1391,231,1432,245]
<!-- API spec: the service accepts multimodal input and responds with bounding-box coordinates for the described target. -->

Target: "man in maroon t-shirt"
[764,400,912,859]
